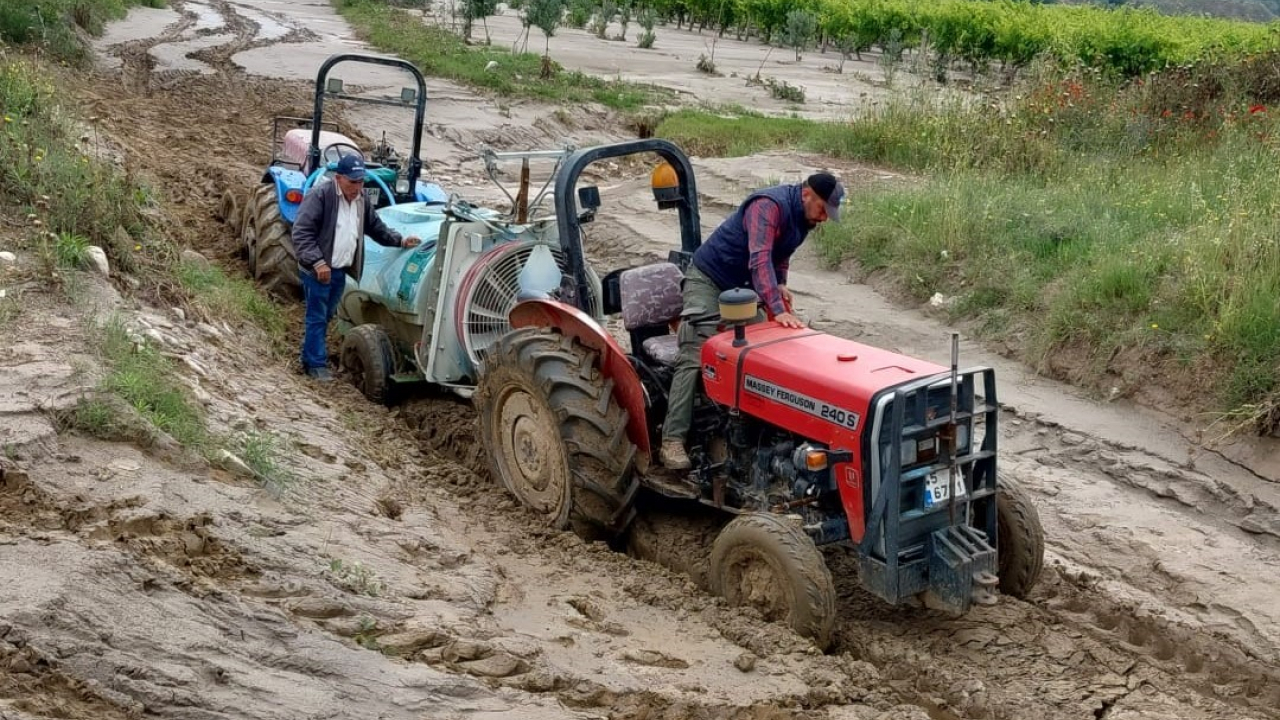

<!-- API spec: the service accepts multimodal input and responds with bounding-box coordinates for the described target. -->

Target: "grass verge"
[0,0,165,64]
[2,49,286,337]
[72,314,209,449]
[176,259,289,350]
[335,0,670,111]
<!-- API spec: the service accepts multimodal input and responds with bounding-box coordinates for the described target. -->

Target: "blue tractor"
[219,53,448,298]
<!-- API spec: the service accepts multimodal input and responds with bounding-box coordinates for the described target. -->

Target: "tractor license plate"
[924,470,966,508]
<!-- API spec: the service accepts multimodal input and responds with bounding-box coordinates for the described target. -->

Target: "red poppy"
[1250,104,1266,114]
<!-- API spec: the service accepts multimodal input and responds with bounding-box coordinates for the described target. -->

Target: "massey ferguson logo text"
[744,375,860,431]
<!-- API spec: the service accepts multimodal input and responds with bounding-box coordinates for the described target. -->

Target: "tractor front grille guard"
[857,367,1000,613]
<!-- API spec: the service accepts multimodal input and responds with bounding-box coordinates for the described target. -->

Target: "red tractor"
[474,140,1044,649]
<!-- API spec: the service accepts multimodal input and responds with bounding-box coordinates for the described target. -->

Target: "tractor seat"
[642,335,680,366]
[619,262,684,367]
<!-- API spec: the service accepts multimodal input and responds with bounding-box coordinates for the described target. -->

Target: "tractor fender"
[509,299,651,461]
[263,166,309,225]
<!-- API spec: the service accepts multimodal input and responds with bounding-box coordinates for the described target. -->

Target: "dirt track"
[1,1,1278,718]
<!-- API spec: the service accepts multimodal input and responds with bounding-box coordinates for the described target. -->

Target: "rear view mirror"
[326,77,344,94]
[400,87,416,104]
[577,186,601,224]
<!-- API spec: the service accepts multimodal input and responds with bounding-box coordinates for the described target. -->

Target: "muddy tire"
[342,324,395,405]
[474,328,639,538]
[996,476,1045,598]
[710,513,836,650]
[242,184,299,299]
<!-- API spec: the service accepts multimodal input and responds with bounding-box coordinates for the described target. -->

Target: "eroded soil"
[0,1,1277,718]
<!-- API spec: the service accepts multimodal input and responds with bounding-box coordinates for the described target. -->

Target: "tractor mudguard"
[509,299,651,461]
[264,166,308,225]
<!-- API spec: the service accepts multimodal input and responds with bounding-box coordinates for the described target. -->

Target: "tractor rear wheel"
[996,476,1045,598]
[342,324,396,405]
[474,328,639,538]
[243,184,299,299]
[710,513,836,650]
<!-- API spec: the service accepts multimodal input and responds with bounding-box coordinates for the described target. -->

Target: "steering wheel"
[321,142,384,170]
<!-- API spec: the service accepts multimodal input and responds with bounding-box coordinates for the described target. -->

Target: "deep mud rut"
[0,1,1278,718]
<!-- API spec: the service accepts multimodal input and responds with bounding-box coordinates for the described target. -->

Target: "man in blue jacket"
[292,154,420,381]
[661,172,844,469]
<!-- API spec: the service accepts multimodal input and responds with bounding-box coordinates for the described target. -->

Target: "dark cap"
[335,154,367,180]
[806,172,844,222]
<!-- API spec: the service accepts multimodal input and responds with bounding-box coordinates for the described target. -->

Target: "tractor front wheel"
[342,324,396,405]
[710,513,836,650]
[475,328,639,538]
[243,184,299,299]
[996,476,1045,598]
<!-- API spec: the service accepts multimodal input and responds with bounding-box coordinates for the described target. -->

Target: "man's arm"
[292,190,327,270]
[745,198,788,317]
[363,201,404,247]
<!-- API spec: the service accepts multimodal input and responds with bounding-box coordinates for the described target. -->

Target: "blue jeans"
[300,267,347,371]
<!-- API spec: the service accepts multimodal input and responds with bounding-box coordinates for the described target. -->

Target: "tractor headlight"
[396,177,410,196]
[957,423,970,452]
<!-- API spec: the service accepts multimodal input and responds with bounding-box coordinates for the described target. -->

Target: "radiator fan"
[454,242,599,367]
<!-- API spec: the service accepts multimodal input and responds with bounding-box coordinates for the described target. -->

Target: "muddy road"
[0,0,1277,718]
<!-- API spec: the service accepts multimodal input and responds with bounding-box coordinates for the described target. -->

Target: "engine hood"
[701,323,946,445]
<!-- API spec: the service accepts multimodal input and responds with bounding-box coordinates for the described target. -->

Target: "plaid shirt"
[744,197,790,316]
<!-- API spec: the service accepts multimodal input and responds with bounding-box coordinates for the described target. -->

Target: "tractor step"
[641,472,700,499]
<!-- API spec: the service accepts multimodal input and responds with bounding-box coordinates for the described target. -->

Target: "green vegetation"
[2,49,284,330]
[237,429,297,496]
[2,36,293,469]
[74,314,209,448]
[176,259,288,349]
[0,0,165,63]
[661,56,1280,424]
[649,0,1280,76]
[0,58,148,274]
[327,558,384,597]
[336,0,669,110]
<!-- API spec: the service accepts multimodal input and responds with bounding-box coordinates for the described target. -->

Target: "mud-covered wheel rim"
[718,546,793,622]
[241,215,258,276]
[496,387,568,515]
[710,514,836,649]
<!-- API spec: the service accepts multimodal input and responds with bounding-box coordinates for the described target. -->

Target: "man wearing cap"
[292,154,421,382]
[660,172,844,469]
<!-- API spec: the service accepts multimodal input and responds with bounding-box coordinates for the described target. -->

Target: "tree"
[592,0,617,39]
[616,0,633,41]
[461,0,499,43]
[525,0,566,77]
[637,6,657,48]
[780,9,817,62]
